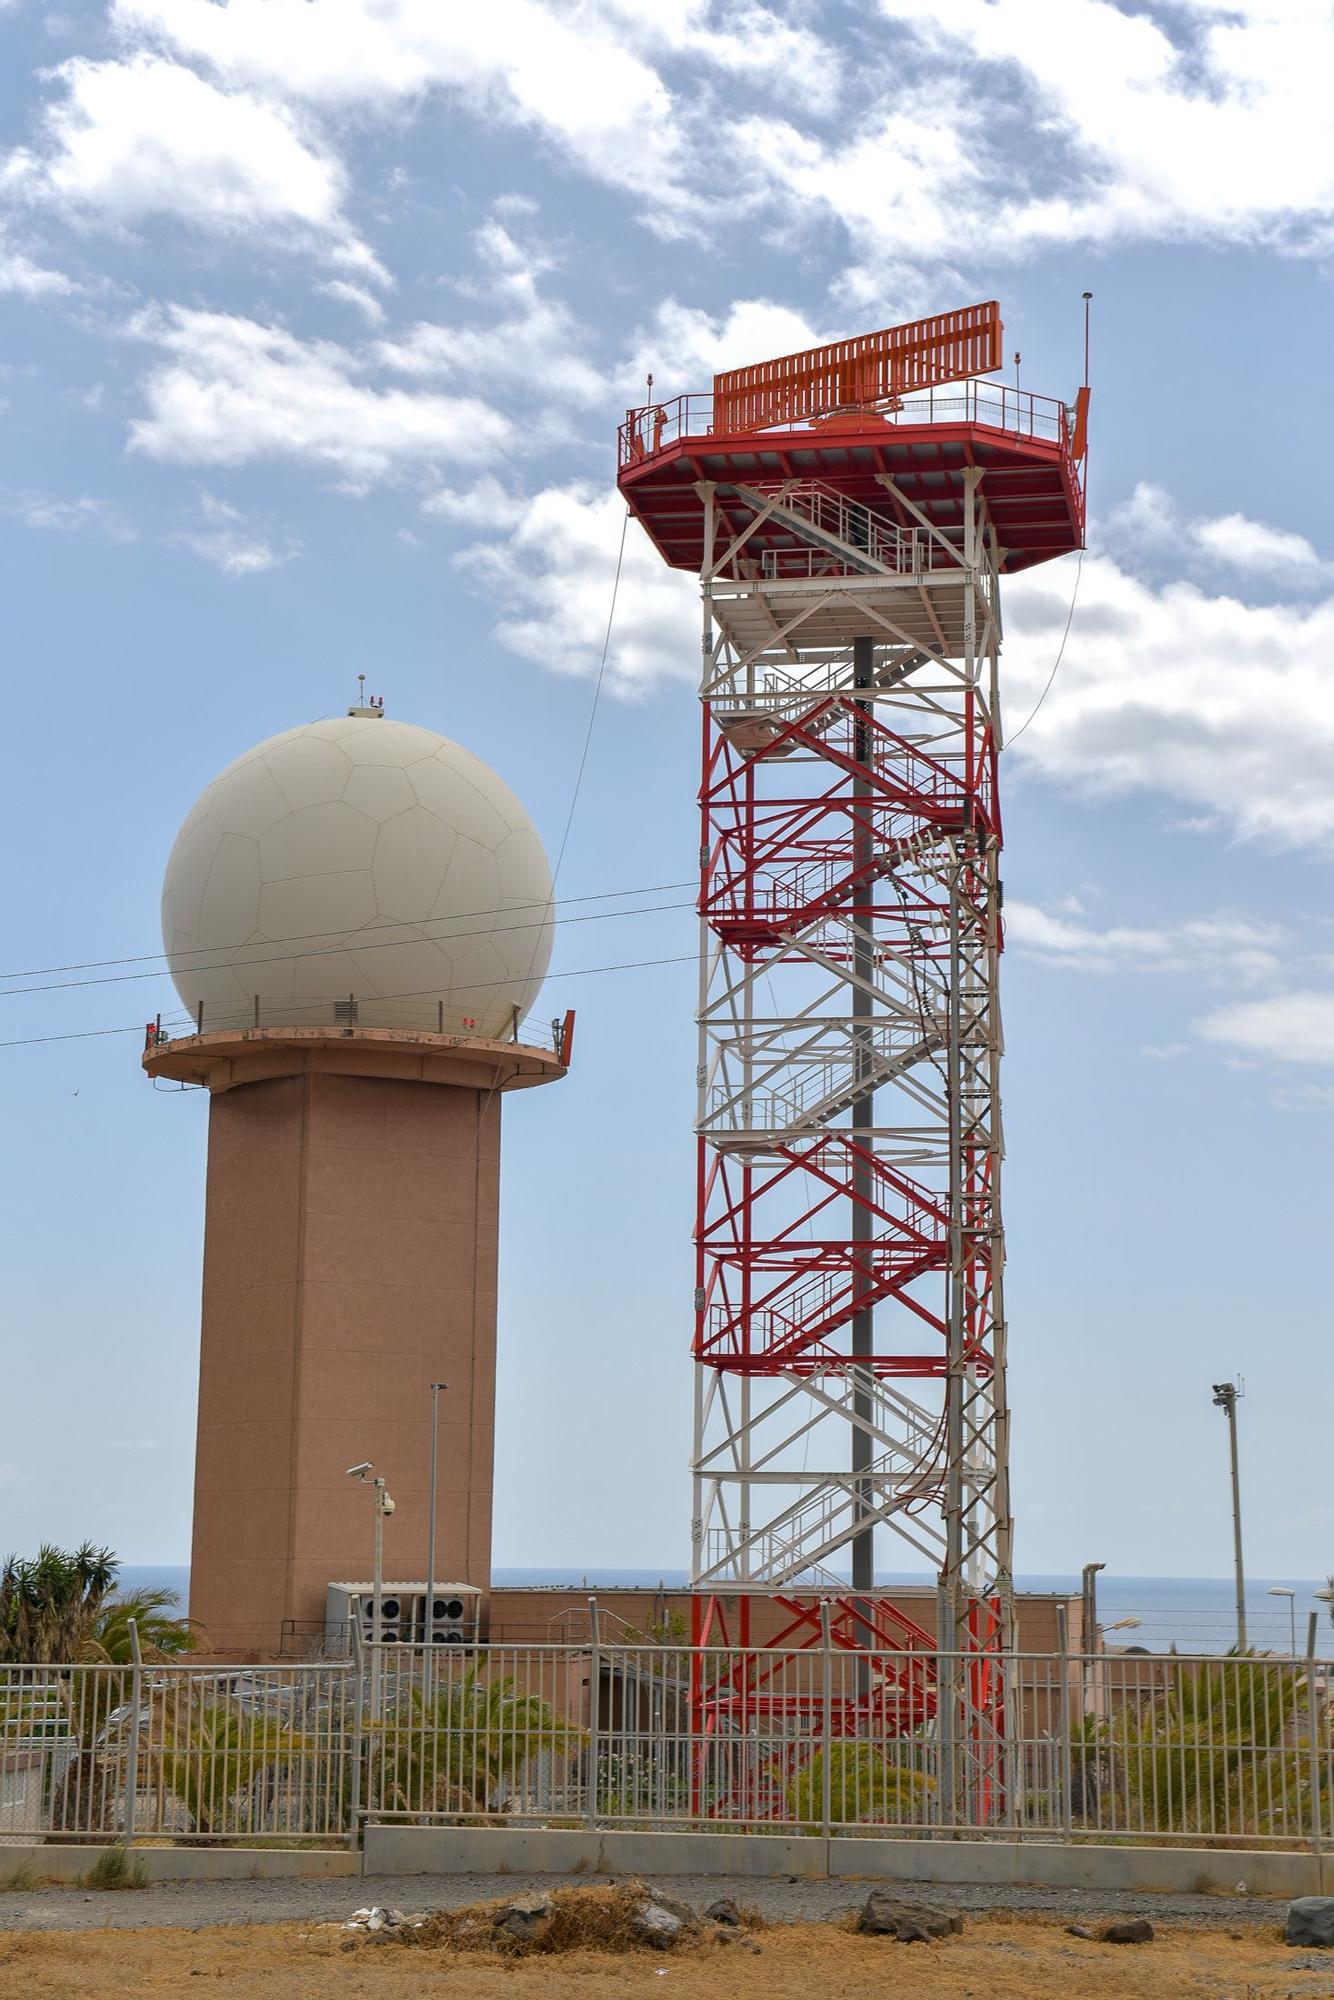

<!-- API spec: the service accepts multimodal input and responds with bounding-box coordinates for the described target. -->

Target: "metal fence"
[0,1660,357,1845]
[3,1641,1331,1850]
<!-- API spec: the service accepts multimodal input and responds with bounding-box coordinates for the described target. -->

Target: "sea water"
[118,1565,1333,1655]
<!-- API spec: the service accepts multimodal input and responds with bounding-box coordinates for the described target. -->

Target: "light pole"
[1080,1562,1105,1650]
[347,1461,395,1717]
[1212,1381,1247,1651]
[1268,1586,1297,1656]
[424,1381,447,1699]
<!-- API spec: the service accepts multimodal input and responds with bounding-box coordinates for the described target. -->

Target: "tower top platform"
[620,310,1088,580]
[618,385,1086,576]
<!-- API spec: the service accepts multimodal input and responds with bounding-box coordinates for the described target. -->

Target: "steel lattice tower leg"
[688,472,1015,1808]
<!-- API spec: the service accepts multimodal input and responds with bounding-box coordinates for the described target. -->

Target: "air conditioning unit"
[325,1582,481,1652]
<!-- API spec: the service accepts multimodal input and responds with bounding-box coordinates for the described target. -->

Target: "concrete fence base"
[361,1824,1331,1897]
[0,1844,357,1884]
[2,1828,1328,1897]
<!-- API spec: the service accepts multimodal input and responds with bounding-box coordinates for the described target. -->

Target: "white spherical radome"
[161,716,554,1039]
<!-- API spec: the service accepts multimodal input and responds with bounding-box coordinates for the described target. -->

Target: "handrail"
[620,379,1073,470]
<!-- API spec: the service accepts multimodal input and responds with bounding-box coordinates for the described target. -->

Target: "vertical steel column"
[850,633,875,1653]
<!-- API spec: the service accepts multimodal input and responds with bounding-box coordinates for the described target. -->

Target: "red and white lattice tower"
[618,304,1087,1805]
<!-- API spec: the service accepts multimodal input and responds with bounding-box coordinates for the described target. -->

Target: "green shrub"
[786,1741,933,1826]
[80,1844,147,1890]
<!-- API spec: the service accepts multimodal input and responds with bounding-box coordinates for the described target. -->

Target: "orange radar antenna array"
[711,299,1003,432]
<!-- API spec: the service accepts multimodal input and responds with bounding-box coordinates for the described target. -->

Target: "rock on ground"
[1100,1918,1154,1944]
[1286,1897,1334,1948]
[494,1891,554,1944]
[640,1886,701,1930]
[704,1897,742,1928]
[630,1902,684,1944]
[856,1892,963,1941]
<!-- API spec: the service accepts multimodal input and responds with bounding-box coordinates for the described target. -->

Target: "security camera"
[345,1461,373,1478]
[380,1494,396,1516]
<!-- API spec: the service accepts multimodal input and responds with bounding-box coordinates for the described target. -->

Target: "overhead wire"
[1006,546,1084,746]
[1,893,695,1000]
[0,876,694,986]
[462,501,630,1139]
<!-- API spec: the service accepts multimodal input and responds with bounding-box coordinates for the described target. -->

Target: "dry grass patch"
[0,1913,1312,2000]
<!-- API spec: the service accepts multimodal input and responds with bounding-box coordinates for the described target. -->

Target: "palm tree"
[0,1547,196,1665]
[0,1544,117,1663]
[154,1693,310,1838]
[377,1667,581,1818]
[1114,1653,1301,1835]
[87,1589,198,1663]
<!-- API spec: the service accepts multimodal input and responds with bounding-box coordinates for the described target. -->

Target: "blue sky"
[1,0,1332,1584]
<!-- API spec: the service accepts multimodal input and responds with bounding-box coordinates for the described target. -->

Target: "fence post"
[819,1601,833,1841]
[1055,1606,1073,1841]
[124,1617,142,1847]
[587,1597,601,1832]
[1306,1612,1323,1856]
[349,1621,365,1843]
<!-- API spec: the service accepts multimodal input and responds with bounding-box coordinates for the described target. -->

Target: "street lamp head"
[1269,1587,1295,1599]
[1107,1616,1142,1631]
[345,1461,373,1479]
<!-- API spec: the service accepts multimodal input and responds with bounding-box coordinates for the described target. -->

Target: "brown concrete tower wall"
[188,1068,500,1657]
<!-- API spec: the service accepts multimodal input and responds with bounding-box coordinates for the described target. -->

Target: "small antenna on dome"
[349,672,383,719]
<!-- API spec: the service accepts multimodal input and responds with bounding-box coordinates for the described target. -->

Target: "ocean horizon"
[118,1565,1334,1655]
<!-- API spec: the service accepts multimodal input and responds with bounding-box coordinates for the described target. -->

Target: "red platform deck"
[618,383,1085,574]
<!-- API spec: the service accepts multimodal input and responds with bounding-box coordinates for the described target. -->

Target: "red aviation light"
[711,301,1003,432]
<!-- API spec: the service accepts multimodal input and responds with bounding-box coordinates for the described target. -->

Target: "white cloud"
[612,0,837,98]
[172,491,298,576]
[864,0,1334,260]
[1005,549,1334,848]
[78,0,1334,285]
[318,278,386,325]
[423,476,520,529]
[625,295,825,397]
[107,1438,160,1451]
[1106,481,1331,584]
[463,483,697,696]
[113,0,694,224]
[126,306,512,482]
[1193,511,1330,581]
[1007,900,1284,984]
[1196,990,1334,1065]
[1,488,134,539]
[0,1462,28,1492]
[375,216,603,404]
[0,232,74,296]
[3,53,379,269]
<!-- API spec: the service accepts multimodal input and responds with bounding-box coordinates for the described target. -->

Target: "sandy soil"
[1,1912,1326,2000]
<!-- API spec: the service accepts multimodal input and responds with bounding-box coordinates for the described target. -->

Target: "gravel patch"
[0,1870,1291,1935]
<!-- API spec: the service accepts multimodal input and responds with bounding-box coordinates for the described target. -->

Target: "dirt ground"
[1,1911,1328,2000]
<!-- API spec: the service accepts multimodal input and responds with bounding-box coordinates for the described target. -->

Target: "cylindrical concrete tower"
[144,707,567,1657]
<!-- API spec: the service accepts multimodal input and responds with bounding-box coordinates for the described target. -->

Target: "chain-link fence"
[3,1639,1331,1849]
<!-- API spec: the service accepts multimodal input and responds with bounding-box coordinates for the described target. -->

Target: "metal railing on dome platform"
[143,1003,569,1057]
